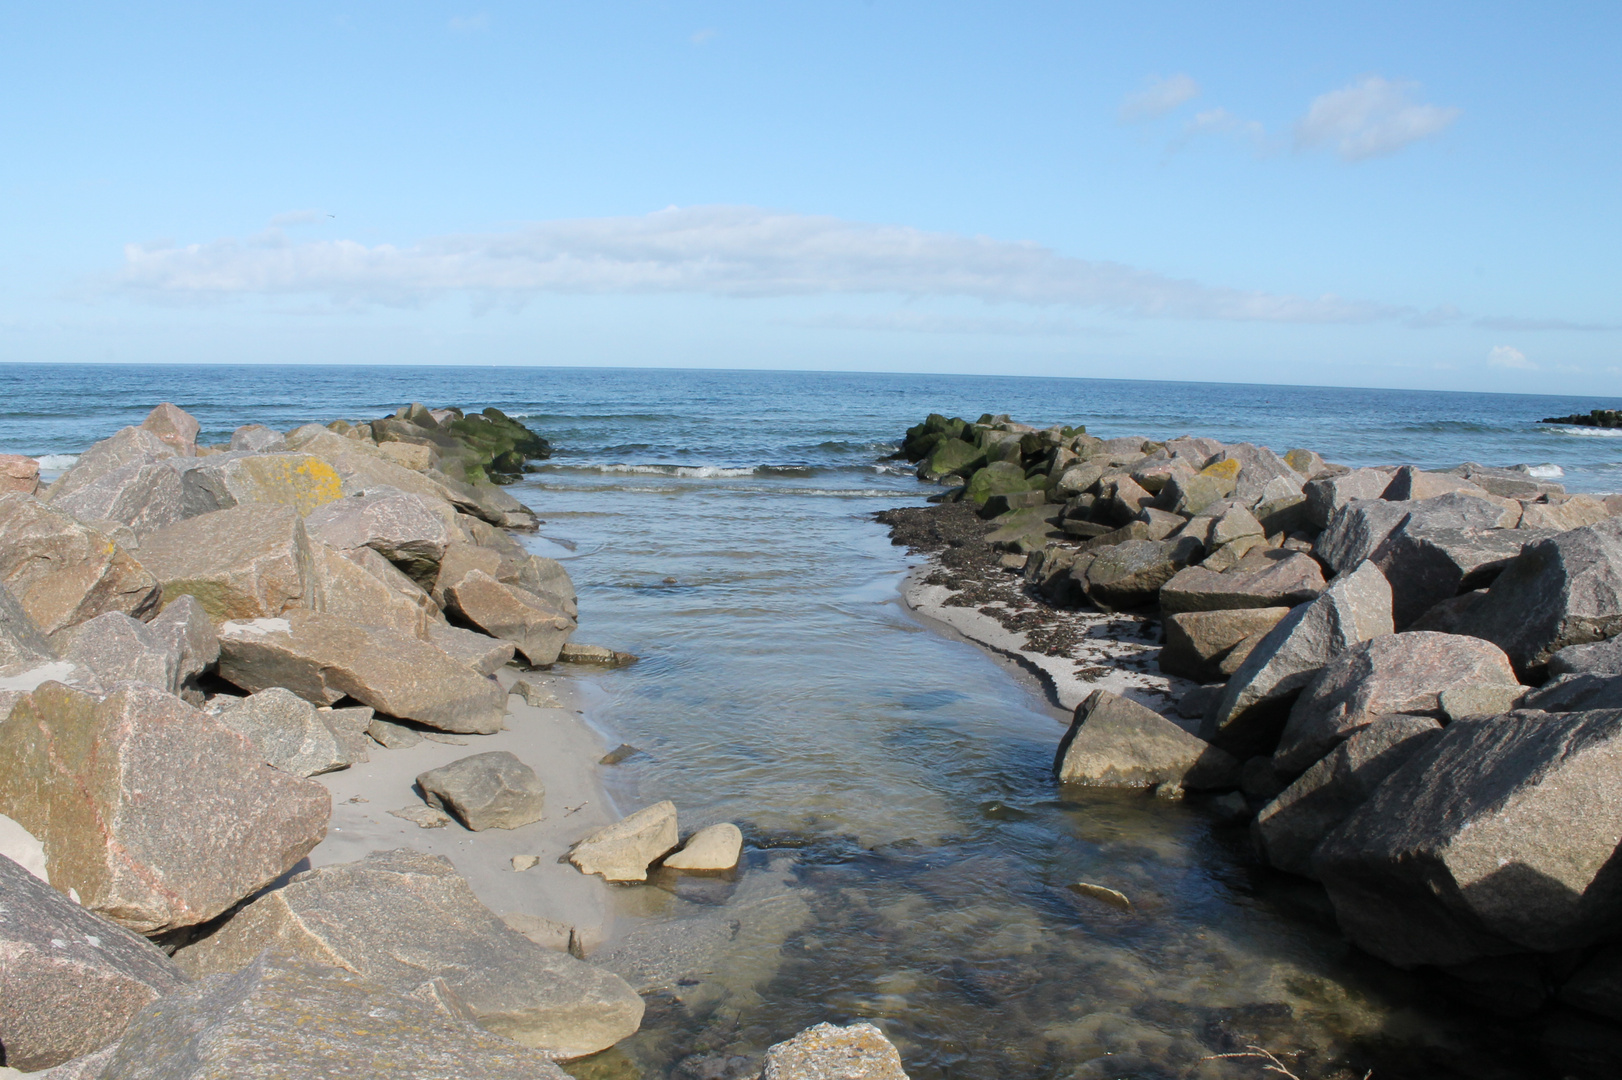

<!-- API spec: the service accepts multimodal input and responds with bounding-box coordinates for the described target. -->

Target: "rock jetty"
[884,410,1622,1029]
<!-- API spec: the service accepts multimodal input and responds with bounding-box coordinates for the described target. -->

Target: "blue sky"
[1,2,1617,392]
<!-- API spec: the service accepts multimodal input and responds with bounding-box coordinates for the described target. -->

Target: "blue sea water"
[5,364,1618,1079]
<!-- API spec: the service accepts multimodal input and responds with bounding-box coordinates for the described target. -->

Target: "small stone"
[663,822,743,872]
[417,751,546,832]
[368,716,423,749]
[512,678,563,708]
[557,642,638,667]
[511,855,540,872]
[569,801,679,883]
[1068,882,1133,911]
[760,1021,910,1080]
[599,743,641,765]
[421,731,471,745]
[389,804,452,829]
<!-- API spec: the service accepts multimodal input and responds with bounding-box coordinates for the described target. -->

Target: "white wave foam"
[1525,463,1565,479]
[35,454,79,470]
[1554,426,1622,438]
[567,463,760,479]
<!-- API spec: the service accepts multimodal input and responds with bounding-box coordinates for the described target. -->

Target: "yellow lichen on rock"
[222,455,344,516]
[1199,457,1242,482]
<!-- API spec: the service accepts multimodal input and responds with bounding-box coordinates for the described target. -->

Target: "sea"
[7,364,1622,1080]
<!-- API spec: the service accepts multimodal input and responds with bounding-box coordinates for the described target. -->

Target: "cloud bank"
[1295,76,1460,161]
[117,205,1400,324]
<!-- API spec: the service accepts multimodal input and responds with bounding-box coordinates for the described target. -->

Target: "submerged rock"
[760,1021,910,1080]
[664,822,744,872]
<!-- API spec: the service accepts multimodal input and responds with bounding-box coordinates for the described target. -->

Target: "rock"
[1518,494,1610,532]
[55,612,176,692]
[139,403,200,456]
[171,851,641,1059]
[599,744,640,765]
[1381,465,1490,502]
[308,541,439,639]
[1313,709,1622,968]
[378,440,436,470]
[46,426,177,505]
[1239,756,1286,799]
[1163,463,1238,516]
[511,854,540,872]
[1303,467,1392,529]
[1314,499,1415,575]
[229,424,287,453]
[1203,561,1392,758]
[0,453,41,494]
[1160,606,1291,683]
[1055,459,1109,498]
[557,642,639,667]
[369,716,424,749]
[173,452,346,518]
[1443,517,1622,675]
[1209,505,1264,548]
[511,677,562,708]
[1438,683,1529,721]
[1054,689,1239,790]
[416,751,545,831]
[0,494,161,635]
[569,800,680,883]
[1176,683,1223,721]
[215,687,351,777]
[0,681,329,934]
[93,951,575,1077]
[964,462,1033,508]
[319,705,374,764]
[217,610,506,733]
[389,804,450,828]
[1550,635,1622,677]
[1284,448,1325,477]
[1158,549,1326,614]
[443,570,575,666]
[1207,443,1305,504]
[1,579,57,671]
[760,1021,910,1080]
[1274,632,1519,775]
[0,853,189,1071]
[428,621,516,675]
[1561,945,1622,1021]
[919,438,984,481]
[1520,673,1622,712]
[49,462,186,538]
[136,504,315,622]
[1372,525,1548,628]
[1129,455,1195,495]
[304,489,452,587]
[1083,537,1202,610]
[664,823,744,871]
[1255,715,1442,877]
[145,595,218,694]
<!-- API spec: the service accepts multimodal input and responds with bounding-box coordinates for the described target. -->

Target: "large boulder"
[215,688,352,778]
[49,462,186,537]
[172,851,642,1059]
[135,504,315,622]
[217,610,506,733]
[761,1021,911,1080]
[443,570,575,666]
[1254,715,1442,877]
[1159,606,1291,683]
[229,424,287,453]
[1159,549,1326,614]
[1303,467,1391,529]
[918,437,984,481]
[1380,466,1489,502]
[416,751,545,831]
[1203,561,1392,758]
[1517,494,1610,532]
[46,426,176,505]
[304,489,453,588]
[1549,635,1622,677]
[0,453,41,495]
[1207,442,1305,504]
[1441,517,1622,675]
[0,682,329,934]
[0,853,188,1071]
[139,403,200,456]
[569,801,680,883]
[144,594,218,698]
[1273,632,1520,775]
[171,452,346,518]
[0,494,160,635]
[1371,525,1548,628]
[91,951,573,1078]
[1082,537,1201,610]
[1053,689,1238,790]
[428,622,516,676]
[55,612,177,693]
[1313,709,1622,968]
[1519,673,1622,712]
[1,578,57,671]
[308,542,439,639]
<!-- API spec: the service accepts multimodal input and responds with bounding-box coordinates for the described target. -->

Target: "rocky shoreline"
[880,411,1622,1072]
[0,404,898,1079]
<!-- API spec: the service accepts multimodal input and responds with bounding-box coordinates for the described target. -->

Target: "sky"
[0,2,1617,392]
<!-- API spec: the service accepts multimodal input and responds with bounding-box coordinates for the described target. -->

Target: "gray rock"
[217,609,506,733]
[0,578,56,670]
[1517,494,1610,532]
[139,404,201,457]
[0,453,40,496]
[50,462,186,538]
[416,751,545,831]
[1159,606,1291,683]
[319,705,374,764]
[1054,689,1239,790]
[428,621,516,676]
[46,426,177,505]
[1314,709,1622,968]
[1274,631,1520,775]
[0,853,189,1071]
[664,822,744,871]
[1438,683,1529,721]
[307,541,439,639]
[1207,442,1305,504]
[1255,715,1442,877]
[0,681,330,934]
[1204,561,1392,758]
[94,951,574,1077]
[569,801,680,883]
[145,595,219,692]
[1561,944,1622,1022]
[1159,549,1326,614]
[1381,465,1491,502]
[304,489,452,588]
[443,570,576,666]
[1443,516,1622,674]
[171,851,640,1060]
[761,1021,910,1080]
[1314,499,1414,575]
[368,716,424,748]
[1162,468,1237,517]
[1549,635,1622,678]
[0,493,161,636]
[229,424,287,453]
[1304,467,1393,529]
[1083,537,1202,610]
[1208,505,1265,548]
[167,451,347,519]
[1371,525,1548,628]
[215,687,351,777]
[1521,673,1622,712]
[136,504,316,622]
[56,612,176,692]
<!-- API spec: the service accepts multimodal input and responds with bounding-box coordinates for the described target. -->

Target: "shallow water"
[4,365,1618,1078]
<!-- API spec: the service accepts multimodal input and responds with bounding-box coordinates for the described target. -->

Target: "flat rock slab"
[136,503,316,622]
[90,951,572,1079]
[664,822,744,871]
[761,1021,911,1080]
[0,853,189,1071]
[1160,606,1290,683]
[172,850,642,1059]
[569,800,680,883]
[217,609,505,733]
[444,570,575,666]
[1159,549,1325,615]
[1054,689,1237,790]
[0,493,160,635]
[417,751,546,831]
[0,682,329,935]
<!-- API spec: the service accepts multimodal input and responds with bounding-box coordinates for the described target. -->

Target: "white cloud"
[116,204,1405,324]
[1119,74,1201,123]
[785,311,1105,337]
[448,13,488,32]
[268,210,323,228]
[1180,107,1268,152]
[1488,345,1536,370]
[1295,76,1460,161]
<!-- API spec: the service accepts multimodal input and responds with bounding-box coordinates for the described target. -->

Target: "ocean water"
[6,364,1622,1079]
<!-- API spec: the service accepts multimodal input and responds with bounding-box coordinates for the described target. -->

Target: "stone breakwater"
[883,411,1622,1034]
[0,403,893,1079]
